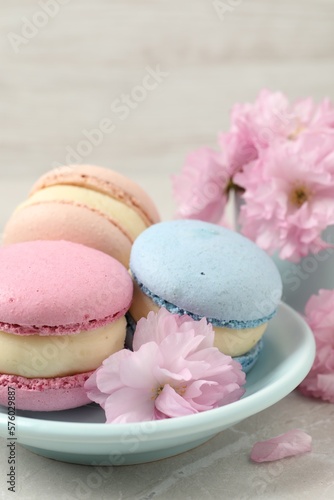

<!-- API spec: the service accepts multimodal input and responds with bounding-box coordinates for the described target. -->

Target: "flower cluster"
[85,309,245,423]
[173,90,334,262]
[299,289,334,403]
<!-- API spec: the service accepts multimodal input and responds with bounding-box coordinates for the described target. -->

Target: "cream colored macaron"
[3,164,160,267]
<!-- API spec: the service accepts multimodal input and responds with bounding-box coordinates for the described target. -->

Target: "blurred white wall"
[0,0,334,222]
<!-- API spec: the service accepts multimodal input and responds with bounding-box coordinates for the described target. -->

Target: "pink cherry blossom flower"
[235,136,334,262]
[250,429,312,463]
[172,90,334,260]
[172,147,232,225]
[85,309,246,423]
[299,290,334,403]
[229,89,334,152]
[218,90,334,178]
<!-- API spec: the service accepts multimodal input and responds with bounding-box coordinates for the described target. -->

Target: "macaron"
[129,220,282,372]
[3,164,160,267]
[0,240,133,411]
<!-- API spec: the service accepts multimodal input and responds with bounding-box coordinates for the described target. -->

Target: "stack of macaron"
[0,164,283,412]
[0,164,159,411]
[129,220,282,373]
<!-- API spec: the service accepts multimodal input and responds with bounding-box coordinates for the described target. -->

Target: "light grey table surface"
[1,1,334,498]
[0,387,333,500]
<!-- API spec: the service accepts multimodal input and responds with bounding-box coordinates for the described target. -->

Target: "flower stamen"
[289,185,311,207]
[287,123,305,140]
[151,386,163,400]
[151,384,188,400]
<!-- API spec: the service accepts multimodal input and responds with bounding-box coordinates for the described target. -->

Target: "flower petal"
[250,429,312,463]
[84,370,108,408]
[172,147,230,223]
[119,342,161,389]
[96,349,132,394]
[104,387,155,423]
[133,309,180,349]
[155,384,198,418]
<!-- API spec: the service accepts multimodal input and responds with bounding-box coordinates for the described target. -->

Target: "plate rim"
[0,302,315,443]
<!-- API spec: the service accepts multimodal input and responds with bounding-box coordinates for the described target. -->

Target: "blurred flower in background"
[172,147,230,225]
[299,289,334,403]
[173,89,334,263]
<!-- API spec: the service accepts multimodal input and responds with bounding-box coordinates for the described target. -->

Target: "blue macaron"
[129,220,282,372]
[234,339,264,373]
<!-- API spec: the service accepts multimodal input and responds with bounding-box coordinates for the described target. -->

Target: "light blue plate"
[0,303,315,466]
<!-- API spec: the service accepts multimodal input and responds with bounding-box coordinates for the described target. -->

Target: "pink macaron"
[0,240,133,411]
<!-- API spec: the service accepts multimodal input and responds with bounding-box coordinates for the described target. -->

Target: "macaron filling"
[0,317,126,378]
[17,184,147,243]
[31,165,160,227]
[130,277,273,357]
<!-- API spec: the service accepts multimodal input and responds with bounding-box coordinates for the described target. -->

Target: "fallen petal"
[250,429,312,463]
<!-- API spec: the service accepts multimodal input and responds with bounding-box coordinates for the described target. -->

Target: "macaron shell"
[30,164,160,226]
[234,339,263,374]
[3,201,132,267]
[130,220,282,324]
[0,372,93,411]
[0,240,133,334]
